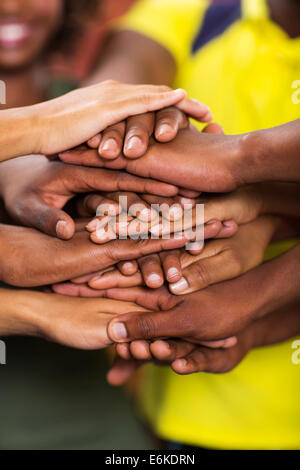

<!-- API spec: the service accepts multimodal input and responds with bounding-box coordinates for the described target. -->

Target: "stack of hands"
[1,80,300,386]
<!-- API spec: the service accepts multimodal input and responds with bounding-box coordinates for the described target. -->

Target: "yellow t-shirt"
[121,0,300,449]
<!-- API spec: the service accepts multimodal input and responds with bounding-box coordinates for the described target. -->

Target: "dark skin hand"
[89,105,212,160]
[0,155,178,240]
[57,216,277,295]
[60,120,300,191]
[107,302,300,385]
[59,125,240,193]
[0,223,188,288]
[104,244,300,344]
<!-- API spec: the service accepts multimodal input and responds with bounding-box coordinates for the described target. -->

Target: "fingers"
[155,107,188,143]
[107,307,184,343]
[159,250,182,283]
[52,281,107,297]
[88,269,143,290]
[202,122,224,135]
[123,113,155,159]
[117,260,139,276]
[150,339,196,362]
[87,133,102,149]
[138,254,164,289]
[77,193,121,218]
[141,194,184,221]
[111,87,188,122]
[172,346,240,375]
[98,122,126,160]
[175,98,213,122]
[169,240,241,295]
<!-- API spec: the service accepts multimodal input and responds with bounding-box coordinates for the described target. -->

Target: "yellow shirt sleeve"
[118,0,210,67]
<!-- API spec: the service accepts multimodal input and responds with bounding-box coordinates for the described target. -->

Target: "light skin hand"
[0,81,196,162]
[0,288,147,351]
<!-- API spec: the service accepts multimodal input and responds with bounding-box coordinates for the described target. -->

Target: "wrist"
[0,289,46,337]
[0,106,42,161]
[251,245,300,321]
[236,130,274,186]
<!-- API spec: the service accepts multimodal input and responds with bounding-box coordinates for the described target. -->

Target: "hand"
[0,155,178,240]
[107,302,300,385]
[0,288,147,350]
[105,243,300,343]
[88,104,212,160]
[0,223,188,287]
[50,216,238,295]
[71,216,276,294]
[59,124,243,192]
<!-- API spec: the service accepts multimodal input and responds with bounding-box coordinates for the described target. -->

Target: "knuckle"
[137,316,157,339]
[191,262,210,287]
[139,255,159,269]
[103,79,118,87]
[225,248,243,276]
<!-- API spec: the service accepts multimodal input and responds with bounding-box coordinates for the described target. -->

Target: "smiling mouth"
[0,23,32,49]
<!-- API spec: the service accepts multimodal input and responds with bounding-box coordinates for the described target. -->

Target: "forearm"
[0,288,44,337]
[239,120,300,184]
[247,243,300,322]
[85,31,175,86]
[0,106,41,161]
[258,182,300,219]
[251,303,300,349]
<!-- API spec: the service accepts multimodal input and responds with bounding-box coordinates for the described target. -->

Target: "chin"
[0,50,42,71]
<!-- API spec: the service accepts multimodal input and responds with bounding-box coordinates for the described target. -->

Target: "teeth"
[0,24,29,43]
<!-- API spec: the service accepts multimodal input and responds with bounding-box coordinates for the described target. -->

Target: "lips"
[0,23,32,48]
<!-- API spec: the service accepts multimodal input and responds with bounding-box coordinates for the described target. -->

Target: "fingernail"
[174,88,186,96]
[127,136,143,151]
[147,273,163,286]
[169,206,183,220]
[122,262,135,272]
[205,111,213,121]
[111,322,128,341]
[139,207,152,221]
[157,123,173,137]
[188,241,203,251]
[90,275,101,284]
[206,219,218,225]
[223,220,234,227]
[56,220,68,239]
[150,224,162,236]
[170,277,189,293]
[167,267,180,281]
[86,219,99,232]
[101,138,118,153]
[179,197,194,206]
[174,358,187,368]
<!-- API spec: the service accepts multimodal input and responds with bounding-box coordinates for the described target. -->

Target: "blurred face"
[0,0,63,70]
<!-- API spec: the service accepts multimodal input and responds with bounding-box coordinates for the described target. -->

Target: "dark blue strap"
[192,0,242,53]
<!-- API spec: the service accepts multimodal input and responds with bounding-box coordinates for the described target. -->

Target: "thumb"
[107,307,184,343]
[13,194,75,240]
[170,247,239,295]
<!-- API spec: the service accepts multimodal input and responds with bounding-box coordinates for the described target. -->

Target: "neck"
[0,63,48,109]
[268,0,300,38]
